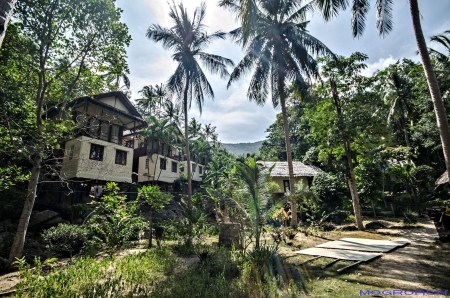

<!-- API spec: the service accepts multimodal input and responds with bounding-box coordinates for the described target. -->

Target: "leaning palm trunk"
[409,0,450,182]
[0,0,17,48]
[278,77,298,229]
[183,76,192,207]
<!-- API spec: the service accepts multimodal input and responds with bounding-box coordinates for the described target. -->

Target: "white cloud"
[361,56,397,77]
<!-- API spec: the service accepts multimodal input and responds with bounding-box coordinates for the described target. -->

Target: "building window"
[110,125,122,144]
[69,145,74,160]
[171,161,177,173]
[115,150,127,165]
[160,158,167,170]
[283,180,290,193]
[100,121,110,141]
[89,144,104,161]
[199,166,202,174]
[88,118,100,137]
[125,140,134,148]
[192,163,196,172]
[145,158,149,169]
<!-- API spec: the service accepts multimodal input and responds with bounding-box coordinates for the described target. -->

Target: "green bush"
[84,182,146,255]
[311,172,348,212]
[41,224,89,258]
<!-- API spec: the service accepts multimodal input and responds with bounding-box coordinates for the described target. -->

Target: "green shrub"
[84,182,146,254]
[41,224,89,258]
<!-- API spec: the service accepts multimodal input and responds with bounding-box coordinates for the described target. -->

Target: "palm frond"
[375,0,393,37]
[197,52,234,78]
[351,0,370,38]
[286,1,315,23]
[315,0,349,21]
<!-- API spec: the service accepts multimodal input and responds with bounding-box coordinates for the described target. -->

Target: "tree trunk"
[183,75,192,207]
[344,140,365,230]
[330,79,364,230]
[0,0,17,49]
[409,0,450,182]
[8,152,42,265]
[148,212,153,248]
[278,76,298,229]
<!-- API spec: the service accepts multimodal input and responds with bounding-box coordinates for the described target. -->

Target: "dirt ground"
[277,218,450,297]
[1,217,449,297]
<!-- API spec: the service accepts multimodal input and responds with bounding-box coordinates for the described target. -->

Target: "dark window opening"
[115,150,127,165]
[199,166,202,174]
[283,180,290,193]
[89,144,104,161]
[171,161,177,173]
[160,158,167,170]
[125,140,134,148]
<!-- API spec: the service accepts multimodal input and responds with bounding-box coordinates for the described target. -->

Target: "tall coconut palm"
[146,2,234,207]
[220,0,334,228]
[0,0,17,48]
[314,0,450,183]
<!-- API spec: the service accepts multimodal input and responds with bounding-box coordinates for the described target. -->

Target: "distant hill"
[222,141,264,156]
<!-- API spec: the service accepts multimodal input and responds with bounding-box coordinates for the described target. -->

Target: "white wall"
[61,136,133,183]
[138,154,180,183]
[99,96,129,113]
[181,161,204,182]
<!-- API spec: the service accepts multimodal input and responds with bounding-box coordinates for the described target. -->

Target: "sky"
[115,0,450,144]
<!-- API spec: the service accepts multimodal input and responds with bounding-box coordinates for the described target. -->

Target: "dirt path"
[363,219,450,292]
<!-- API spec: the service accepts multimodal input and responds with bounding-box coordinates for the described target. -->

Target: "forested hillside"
[222,141,263,156]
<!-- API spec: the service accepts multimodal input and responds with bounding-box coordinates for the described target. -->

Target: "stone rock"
[219,223,241,248]
[29,210,60,228]
[339,225,358,231]
[0,232,14,244]
[0,220,15,233]
[365,221,387,230]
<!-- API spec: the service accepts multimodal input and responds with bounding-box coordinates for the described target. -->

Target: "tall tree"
[377,64,415,146]
[313,52,379,230]
[0,0,17,48]
[146,2,233,207]
[220,0,334,228]
[314,0,450,182]
[7,0,130,265]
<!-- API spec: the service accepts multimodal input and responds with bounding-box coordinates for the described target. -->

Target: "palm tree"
[153,83,168,118]
[389,162,432,214]
[103,57,131,91]
[379,65,415,146]
[429,30,450,67]
[221,0,334,228]
[136,85,157,118]
[188,117,203,139]
[203,123,216,142]
[139,116,181,183]
[163,99,183,126]
[314,0,450,183]
[235,157,264,249]
[146,2,234,207]
[0,0,17,48]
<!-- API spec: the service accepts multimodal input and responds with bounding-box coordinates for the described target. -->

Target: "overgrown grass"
[15,249,177,297]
